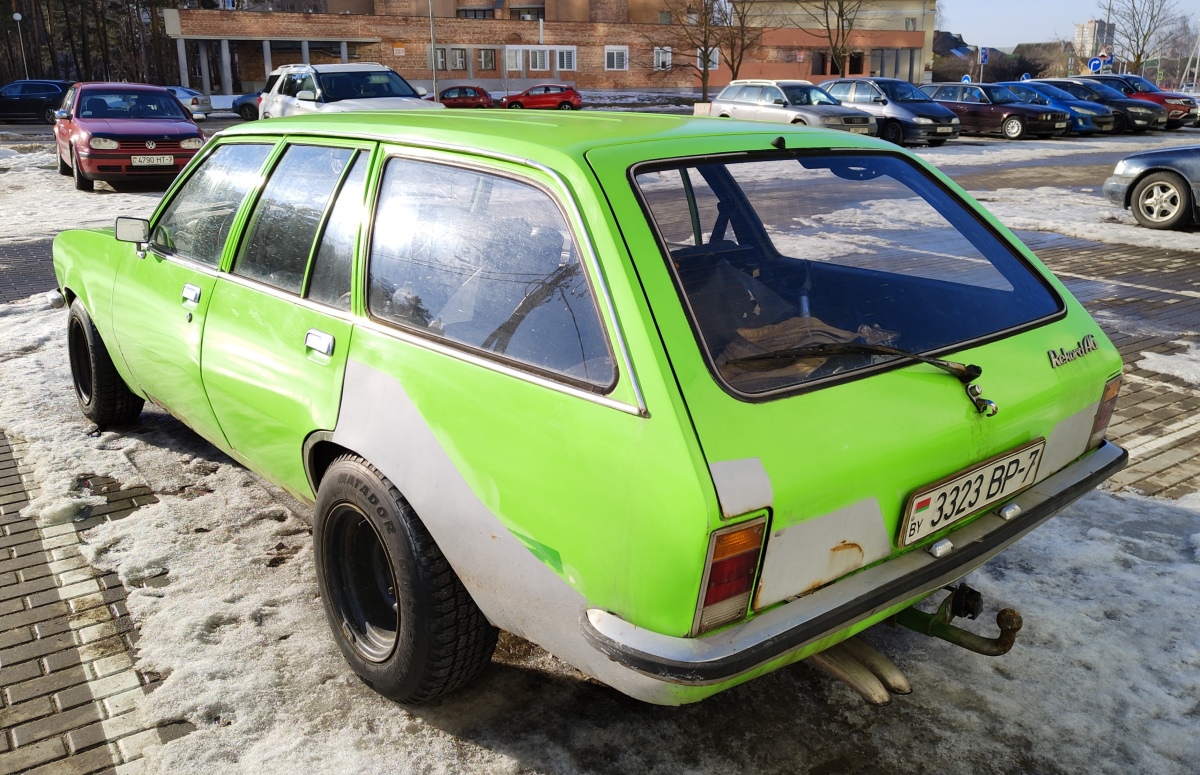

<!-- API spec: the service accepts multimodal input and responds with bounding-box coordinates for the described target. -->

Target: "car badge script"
[1048,334,1098,368]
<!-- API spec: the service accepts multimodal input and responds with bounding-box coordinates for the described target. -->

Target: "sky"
[939,0,1113,49]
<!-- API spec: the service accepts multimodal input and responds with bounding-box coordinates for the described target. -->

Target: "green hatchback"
[51,112,1126,706]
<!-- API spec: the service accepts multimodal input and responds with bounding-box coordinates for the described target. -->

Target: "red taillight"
[256,95,262,105]
[1088,375,1122,449]
[191,97,199,106]
[695,519,767,634]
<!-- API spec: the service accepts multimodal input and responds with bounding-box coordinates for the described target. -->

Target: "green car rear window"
[634,153,1062,396]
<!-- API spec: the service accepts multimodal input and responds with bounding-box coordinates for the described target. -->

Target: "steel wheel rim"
[1138,183,1181,222]
[325,503,399,662]
[68,317,93,406]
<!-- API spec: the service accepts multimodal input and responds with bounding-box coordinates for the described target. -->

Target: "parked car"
[259,63,436,118]
[821,77,959,146]
[996,80,1115,136]
[919,82,1070,140]
[1079,73,1198,129]
[50,111,1126,707]
[435,85,493,108]
[500,84,582,110]
[164,85,212,121]
[1033,78,1167,134]
[710,79,877,135]
[53,82,205,192]
[0,79,74,124]
[232,91,262,121]
[1103,145,1200,230]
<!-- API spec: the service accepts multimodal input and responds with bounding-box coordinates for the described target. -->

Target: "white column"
[219,39,233,95]
[301,40,310,65]
[262,40,273,78]
[199,40,212,96]
[340,41,348,64]
[176,39,189,88]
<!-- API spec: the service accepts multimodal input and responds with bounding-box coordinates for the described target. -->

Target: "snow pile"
[1138,342,1200,385]
[916,132,1200,167]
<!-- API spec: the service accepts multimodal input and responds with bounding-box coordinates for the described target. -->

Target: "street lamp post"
[428,0,438,100]
[12,13,29,80]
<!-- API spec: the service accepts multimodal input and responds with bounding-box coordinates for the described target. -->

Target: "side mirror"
[54,108,69,120]
[296,90,317,101]
[114,217,150,244]
[415,87,428,97]
[773,98,786,105]
[874,97,888,105]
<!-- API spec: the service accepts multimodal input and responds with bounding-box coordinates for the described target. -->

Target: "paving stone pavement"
[1,219,1199,769]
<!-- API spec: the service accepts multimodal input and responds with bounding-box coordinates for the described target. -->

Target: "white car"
[259,63,439,118]
[165,86,212,121]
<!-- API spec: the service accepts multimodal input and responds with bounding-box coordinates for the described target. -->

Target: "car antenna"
[771,136,786,150]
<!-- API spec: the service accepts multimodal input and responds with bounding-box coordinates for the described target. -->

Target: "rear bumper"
[583,440,1126,687]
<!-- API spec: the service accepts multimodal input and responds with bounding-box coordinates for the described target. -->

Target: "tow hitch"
[894,584,1024,657]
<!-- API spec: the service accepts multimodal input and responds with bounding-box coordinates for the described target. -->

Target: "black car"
[1103,145,1200,230]
[0,79,74,124]
[1034,78,1167,134]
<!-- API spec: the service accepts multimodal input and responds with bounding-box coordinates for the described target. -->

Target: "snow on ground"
[1138,342,1200,385]
[3,124,1200,773]
[914,131,1200,167]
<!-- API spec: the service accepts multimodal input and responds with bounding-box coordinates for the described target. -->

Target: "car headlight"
[88,137,118,150]
[950,117,960,124]
[1074,105,1098,116]
[1129,107,1151,116]
[1113,160,1127,175]
[913,116,934,125]
[180,137,204,149]
[1165,98,1190,106]
[820,116,841,125]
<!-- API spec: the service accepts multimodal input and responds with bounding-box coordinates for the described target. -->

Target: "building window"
[811,51,826,76]
[529,48,549,71]
[849,52,864,74]
[697,47,719,71]
[653,47,672,70]
[457,8,495,18]
[506,48,521,71]
[605,46,628,71]
[435,48,447,71]
[511,8,545,20]
[557,48,576,71]
[450,48,467,70]
[905,17,917,31]
[659,11,671,24]
[479,48,496,70]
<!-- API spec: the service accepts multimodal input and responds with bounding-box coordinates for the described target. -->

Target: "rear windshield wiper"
[727,342,982,384]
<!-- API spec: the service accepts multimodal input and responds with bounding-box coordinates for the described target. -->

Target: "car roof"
[270,63,393,74]
[76,82,172,92]
[727,79,815,86]
[216,111,879,162]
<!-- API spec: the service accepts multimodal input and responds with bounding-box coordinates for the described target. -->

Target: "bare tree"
[1101,0,1183,71]
[717,0,765,82]
[790,0,876,77]
[644,0,726,101]
[1158,15,1197,87]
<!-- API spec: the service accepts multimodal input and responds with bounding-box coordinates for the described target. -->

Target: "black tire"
[42,105,58,125]
[1002,116,1026,140]
[1112,113,1127,134]
[927,139,948,147]
[314,455,497,704]
[1129,171,1193,230]
[880,121,905,145]
[67,299,143,426]
[558,101,573,110]
[238,103,258,121]
[57,150,70,176]
[71,149,94,191]
[507,102,523,109]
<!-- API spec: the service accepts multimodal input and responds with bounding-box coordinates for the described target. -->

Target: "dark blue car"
[1104,145,1200,230]
[997,81,1114,136]
[232,91,260,121]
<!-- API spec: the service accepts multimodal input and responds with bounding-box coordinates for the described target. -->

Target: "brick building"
[164,0,936,95]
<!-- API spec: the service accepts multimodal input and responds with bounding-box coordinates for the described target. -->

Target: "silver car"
[165,85,212,121]
[711,79,877,135]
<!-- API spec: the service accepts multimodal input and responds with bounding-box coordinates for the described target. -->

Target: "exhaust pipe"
[895,584,1023,657]
[807,636,911,706]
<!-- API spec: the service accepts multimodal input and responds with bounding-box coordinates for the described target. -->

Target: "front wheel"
[238,104,258,121]
[1002,116,1026,140]
[507,102,523,109]
[880,121,905,145]
[314,455,498,703]
[57,150,70,176]
[71,149,94,191]
[67,299,143,426]
[1130,171,1193,230]
[1112,113,1127,134]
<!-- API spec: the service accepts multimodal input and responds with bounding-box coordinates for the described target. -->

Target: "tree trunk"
[59,0,82,80]
[93,0,111,81]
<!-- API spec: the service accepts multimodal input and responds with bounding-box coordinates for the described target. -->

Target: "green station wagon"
[51,112,1127,706]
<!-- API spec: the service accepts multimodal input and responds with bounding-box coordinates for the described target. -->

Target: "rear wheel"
[1112,113,1127,134]
[1002,116,1026,140]
[507,102,523,109]
[314,455,497,703]
[880,121,905,145]
[558,101,573,110]
[67,299,143,426]
[42,105,57,124]
[1130,171,1193,230]
[238,103,258,121]
[71,148,94,191]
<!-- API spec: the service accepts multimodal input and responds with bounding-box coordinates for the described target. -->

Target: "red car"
[500,84,582,110]
[53,82,205,192]
[436,85,493,108]
[1080,74,1199,130]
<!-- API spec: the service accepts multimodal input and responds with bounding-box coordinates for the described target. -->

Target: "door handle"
[304,329,335,357]
[181,283,201,305]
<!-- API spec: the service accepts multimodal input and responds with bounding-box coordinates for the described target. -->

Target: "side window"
[308,151,369,309]
[0,84,17,97]
[739,86,763,103]
[824,82,849,100]
[233,144,355,294]
[279,75,299,98]
[61,86,77,113]
[150,143,274,267]
[761,87,784,105]
[298,74,316,94]
[849,83,874,104]
[368,159,615,388]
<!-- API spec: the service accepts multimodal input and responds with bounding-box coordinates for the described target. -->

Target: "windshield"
[878,80,932,102]
[1027,82,1076,102]
[999,84,1047,104]
[1121,75,1161,93]
[633,153,1061,395]
[980,84,1021,104]
[315,69,420,102]
[1089,82,1129,100]
[78,90,190,120]
[782,85,841,106]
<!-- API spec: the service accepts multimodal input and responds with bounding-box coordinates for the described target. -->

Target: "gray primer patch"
[708,458,773,518]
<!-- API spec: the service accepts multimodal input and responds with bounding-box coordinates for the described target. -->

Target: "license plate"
[899,439,1045,546]
[936,126,952,133]
[849,127,869,134]
[1055,122,1067,128]
[131,155,173,166]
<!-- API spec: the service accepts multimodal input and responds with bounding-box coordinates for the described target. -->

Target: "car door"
[111,142,276,448]
[0,82,30,119]
[960,85,992,132]
[730,86,762,119]
[200,141,370,497]
[755,85,788,122]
